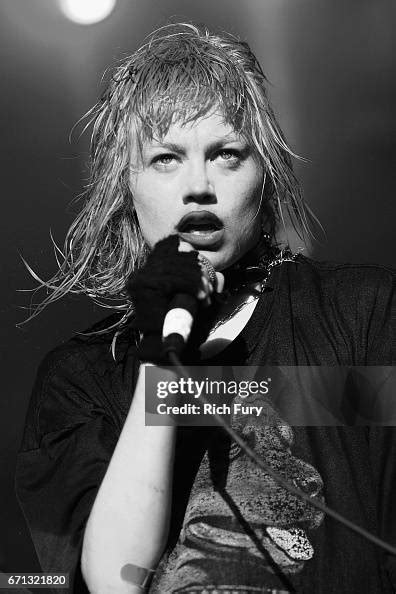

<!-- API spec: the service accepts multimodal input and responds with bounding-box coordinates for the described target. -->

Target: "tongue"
[266,527,313,561]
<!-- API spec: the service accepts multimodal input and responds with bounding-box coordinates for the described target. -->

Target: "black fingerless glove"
[126,235,202,363]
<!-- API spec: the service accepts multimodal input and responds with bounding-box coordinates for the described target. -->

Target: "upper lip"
[176,211,223,232]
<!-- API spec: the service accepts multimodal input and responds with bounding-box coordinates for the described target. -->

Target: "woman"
[16,23,396,594]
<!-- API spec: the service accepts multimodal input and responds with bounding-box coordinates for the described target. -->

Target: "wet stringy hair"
[27,22,316,330]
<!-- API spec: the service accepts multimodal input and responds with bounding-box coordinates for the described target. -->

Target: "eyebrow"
[146,138,246,155]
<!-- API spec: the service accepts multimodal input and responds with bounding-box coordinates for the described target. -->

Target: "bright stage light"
[59,0,117,25]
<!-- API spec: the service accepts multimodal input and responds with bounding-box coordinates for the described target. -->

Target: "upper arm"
[15,348,121,592]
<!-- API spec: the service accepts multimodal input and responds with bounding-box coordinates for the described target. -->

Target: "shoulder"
[281,255,395,363]
[37,313,137,380]
[291,253,395,282]
[23,314,138,448]
[287,254,395,302]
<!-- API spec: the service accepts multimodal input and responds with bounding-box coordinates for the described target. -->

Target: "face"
[129,112,264,271]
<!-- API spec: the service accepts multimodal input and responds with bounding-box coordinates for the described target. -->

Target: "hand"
[178,240,225,305]
[127,235,223,363]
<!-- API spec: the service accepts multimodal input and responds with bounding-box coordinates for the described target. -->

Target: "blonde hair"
[28,22,314,325]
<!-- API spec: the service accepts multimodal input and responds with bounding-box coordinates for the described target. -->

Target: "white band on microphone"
[162,308,194,342]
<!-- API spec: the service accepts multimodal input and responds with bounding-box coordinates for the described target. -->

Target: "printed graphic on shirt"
[154,393,325,593]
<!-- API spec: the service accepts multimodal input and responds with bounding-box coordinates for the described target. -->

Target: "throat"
[199,285,261,359]
[212,288,259,326]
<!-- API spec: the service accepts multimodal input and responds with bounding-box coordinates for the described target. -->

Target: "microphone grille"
[198,254,217,287]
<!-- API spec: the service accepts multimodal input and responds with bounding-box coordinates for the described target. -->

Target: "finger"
[203,275,214,294]
[197,276,211,302]
[199,276,217,308]
[215,272,225,293]
[199,267,224,297]
[197,288,212,307]
[178,241,220,299]
[178,240,209,301]
[178,240,194,253]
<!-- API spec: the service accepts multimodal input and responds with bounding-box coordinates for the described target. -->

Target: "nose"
[182,160,216,204]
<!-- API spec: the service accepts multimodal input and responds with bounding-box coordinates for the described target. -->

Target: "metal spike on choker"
[222,235,296,295]
[206,238,297,334]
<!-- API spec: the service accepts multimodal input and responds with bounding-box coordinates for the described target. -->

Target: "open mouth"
[176,211,224,247]
[181,223,219,235]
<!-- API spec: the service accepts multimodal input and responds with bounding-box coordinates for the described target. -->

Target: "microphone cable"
[166,348,396,558]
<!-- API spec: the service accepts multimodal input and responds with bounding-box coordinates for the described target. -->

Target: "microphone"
[161,254,217,357]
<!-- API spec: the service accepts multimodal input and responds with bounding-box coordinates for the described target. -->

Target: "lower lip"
[177,228,224,248]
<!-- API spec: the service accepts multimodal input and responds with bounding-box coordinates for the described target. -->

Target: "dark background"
[1,0,395,577]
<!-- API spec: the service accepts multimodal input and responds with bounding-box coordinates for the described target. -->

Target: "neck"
[199,283,261,359]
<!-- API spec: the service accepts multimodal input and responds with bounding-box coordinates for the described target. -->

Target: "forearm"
[81,364,177,593]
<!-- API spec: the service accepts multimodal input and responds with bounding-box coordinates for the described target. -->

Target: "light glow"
[59,0,117,25]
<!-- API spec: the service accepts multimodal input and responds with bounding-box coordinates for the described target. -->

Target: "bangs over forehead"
[104,23,271,150]
[129,25,254,141]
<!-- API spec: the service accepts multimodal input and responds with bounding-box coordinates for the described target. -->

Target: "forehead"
[153,113,241,145]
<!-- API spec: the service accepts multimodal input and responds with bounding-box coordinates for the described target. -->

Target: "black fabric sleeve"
[369,427,396,591]
[367,269,396,590]
[15,348,121,593]
[365,266,396,365]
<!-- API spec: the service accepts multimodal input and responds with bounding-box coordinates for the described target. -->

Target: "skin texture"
[129,111,265,272]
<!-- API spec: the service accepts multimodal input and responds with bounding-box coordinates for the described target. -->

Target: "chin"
[198,251,239,272]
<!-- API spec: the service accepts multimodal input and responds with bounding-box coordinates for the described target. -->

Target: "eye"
[214,148,241,168]
[151,153,178,169]
[219,149,237,159]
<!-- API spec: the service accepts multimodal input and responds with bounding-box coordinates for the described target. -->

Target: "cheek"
[229,172,263,221]
[133,193,155,220]
[130,176,162,241]
[132,192,176,247]
[135,203,166,244]
[226,174,264,248]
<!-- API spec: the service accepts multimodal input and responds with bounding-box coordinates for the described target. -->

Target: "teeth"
[190,229,214,235]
